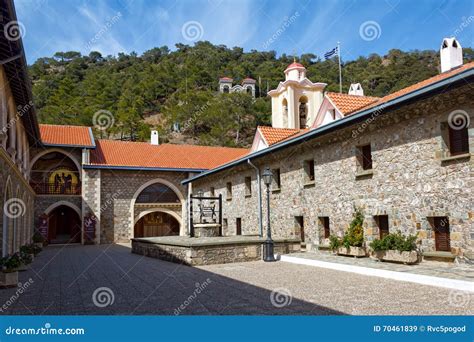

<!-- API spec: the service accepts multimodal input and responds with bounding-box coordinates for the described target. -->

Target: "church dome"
[285,62,305,72]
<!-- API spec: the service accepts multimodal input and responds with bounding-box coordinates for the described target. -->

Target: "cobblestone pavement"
[0,244,472,315]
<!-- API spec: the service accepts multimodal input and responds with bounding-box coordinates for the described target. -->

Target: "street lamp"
[262,168,276,262]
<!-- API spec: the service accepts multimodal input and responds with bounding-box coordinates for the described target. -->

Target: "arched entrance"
[134,211,180,238]
[131,179,184,238]
[47,205,81,244]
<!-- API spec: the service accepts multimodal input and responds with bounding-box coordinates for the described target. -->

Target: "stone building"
[184,38,474,260]
[1,0,472,263]
[0,0,37,257]
[28,132,248,245]
[218,77,256,97]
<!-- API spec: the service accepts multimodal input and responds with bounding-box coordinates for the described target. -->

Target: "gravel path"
[0,244,471,315]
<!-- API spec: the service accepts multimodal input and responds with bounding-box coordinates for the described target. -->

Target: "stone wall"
[191,85,474,257]
[131,239,301,265]
[98,169,190,243]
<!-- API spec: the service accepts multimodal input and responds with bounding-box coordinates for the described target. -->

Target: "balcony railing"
[30,182,81,195]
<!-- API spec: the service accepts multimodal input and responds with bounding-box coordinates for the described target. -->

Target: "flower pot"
[337,246,367,257]
[371,250,420,264]
[0,271,18,288]
[16,264,29,272]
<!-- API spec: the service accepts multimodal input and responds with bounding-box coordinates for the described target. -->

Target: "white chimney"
[151,130,159,145]
[440,37,463,73]
[348,83,364,96]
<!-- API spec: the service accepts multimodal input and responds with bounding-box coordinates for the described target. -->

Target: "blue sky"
[16,0,473,64]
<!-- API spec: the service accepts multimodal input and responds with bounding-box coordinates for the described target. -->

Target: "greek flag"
[324,46,338,60]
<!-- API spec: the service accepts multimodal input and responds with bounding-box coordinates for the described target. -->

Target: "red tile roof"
[355,62,474,114]
[89,140,249,170]
[326,92,380,115]
[40,124,94,147]
[258,126,306,146]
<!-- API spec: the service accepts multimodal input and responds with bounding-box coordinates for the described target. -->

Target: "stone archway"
[46,204,81,244]
[29,148,81,178]
[134,210,181,238]
[44,201,82,244]
[131,179,185,239]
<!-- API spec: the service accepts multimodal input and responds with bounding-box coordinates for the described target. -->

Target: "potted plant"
[33,233,46,248]
[20,245,35,261]
[0,254,21,288]
[329,209,367,257]
[370,232,420,264]
[17,252,33,271]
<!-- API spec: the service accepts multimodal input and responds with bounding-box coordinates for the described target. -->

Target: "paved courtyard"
[0,244,472,315]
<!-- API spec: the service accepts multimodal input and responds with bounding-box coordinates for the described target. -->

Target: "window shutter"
[449,127,469,155]
[361,144,372,170]
[377,216,389,239]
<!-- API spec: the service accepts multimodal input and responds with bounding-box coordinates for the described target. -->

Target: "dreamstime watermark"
[4,198,26,219]
[4,20,26,41]
[351,107,384,139]
[92,287,115,308]
[84,12,122,52]
[1,101,34,135]
[448,290,471,308]
[92,109,115,131]
[359,20,381,41]
[84,190,122,226]
[5,323,85,336]
[181,21,204,42]
[262,12,300,49]
[447,109,470,130]
[174,278,212,315]
[270,287,292,308]
[453,15,474,36]
[0,278,34,313]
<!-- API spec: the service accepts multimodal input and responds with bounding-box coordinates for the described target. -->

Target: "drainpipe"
[247,159,263,237]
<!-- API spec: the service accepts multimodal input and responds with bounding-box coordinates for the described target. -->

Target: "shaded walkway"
[0,244,471,315]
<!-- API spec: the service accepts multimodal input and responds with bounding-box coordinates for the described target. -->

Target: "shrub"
[370,231,417,252]
[329,209,365,250]
[342,209,365,248]
[31,243,42,255]
[20,245,33,254]
[0,254,22,272]
[329,235,341,251]
[19,252,33,265]
[32,233,44,243]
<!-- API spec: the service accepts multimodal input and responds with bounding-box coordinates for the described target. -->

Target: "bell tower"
[268,62,327,129]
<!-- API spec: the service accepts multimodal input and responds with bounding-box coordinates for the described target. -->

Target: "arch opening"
[298,96,308,129]
[134,211,180,238]
[30,151,81,195]
[47,205,81,244]
[282,98,288,127]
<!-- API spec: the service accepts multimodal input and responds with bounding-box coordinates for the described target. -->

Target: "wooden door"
[434,217,450,252]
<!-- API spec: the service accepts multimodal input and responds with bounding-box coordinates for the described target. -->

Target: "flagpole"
[337,41,342,93]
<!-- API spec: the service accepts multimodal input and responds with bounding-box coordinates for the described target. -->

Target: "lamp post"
[262,168,276,262]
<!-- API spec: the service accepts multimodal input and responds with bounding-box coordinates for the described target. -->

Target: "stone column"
[287,87,296,129]
[82,169,101,244]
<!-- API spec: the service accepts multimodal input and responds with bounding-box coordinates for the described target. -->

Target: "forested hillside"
[29,41,474,147]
